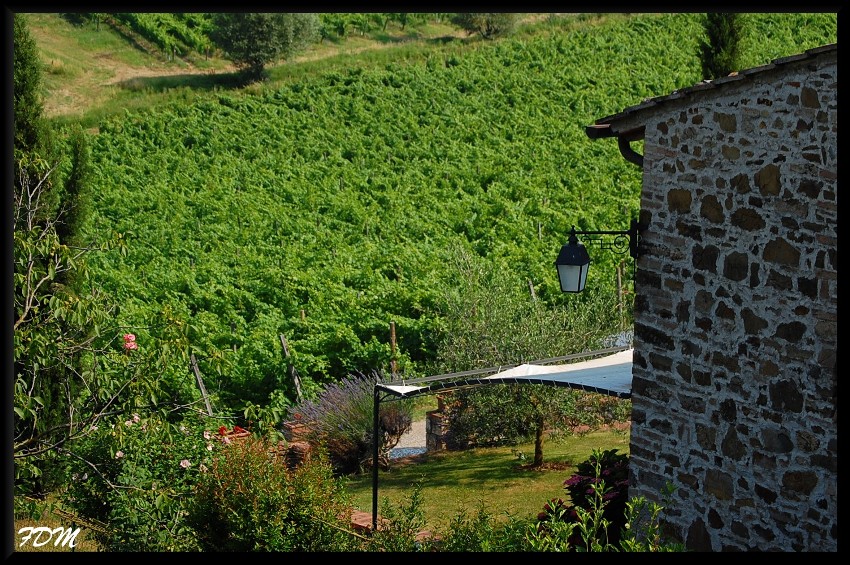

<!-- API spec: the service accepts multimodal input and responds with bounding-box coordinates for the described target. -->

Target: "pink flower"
[115,450,124,459]
[203,430,211,440]
[124,341,138,351]
[206,443,213,451]
[132,413,141,423]
[222,436,231,445]
[180,459,191,469]
[123,333,136,342]
[125,419,134,427]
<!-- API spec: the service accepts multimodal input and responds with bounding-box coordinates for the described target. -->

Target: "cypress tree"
[698,13,745,80]
[13,13,44,155]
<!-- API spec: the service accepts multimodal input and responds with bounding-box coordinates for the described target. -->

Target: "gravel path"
[395,418,427,449]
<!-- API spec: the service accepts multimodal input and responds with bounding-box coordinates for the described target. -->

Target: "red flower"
[233,425,247,434]
[218,426,228,436]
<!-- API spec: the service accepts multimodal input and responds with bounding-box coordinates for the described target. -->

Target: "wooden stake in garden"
[390,321,397,378]
[280,334,304,403]
[190,353,214,416]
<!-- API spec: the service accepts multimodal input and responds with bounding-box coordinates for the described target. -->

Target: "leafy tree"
[433,246,627,466]
[698,13,745,79]
[13,157,187,500]
[209,13,320,83]
[451,13,520,39]
[11,14,103,497]
[12,14,185,508]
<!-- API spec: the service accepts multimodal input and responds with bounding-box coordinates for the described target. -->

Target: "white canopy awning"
[376,347,634,399]
[370,346,634,529]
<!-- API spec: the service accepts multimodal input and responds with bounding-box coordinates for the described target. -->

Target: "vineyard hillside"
[22,12,838,422]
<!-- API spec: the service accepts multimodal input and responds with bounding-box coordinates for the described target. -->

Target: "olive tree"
[451,13,520,39]
[210,13,320,83]
[432,246,628,466]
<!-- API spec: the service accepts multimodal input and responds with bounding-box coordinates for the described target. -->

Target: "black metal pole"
[371,386,380,531]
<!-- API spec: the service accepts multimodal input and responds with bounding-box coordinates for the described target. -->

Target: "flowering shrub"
[187,437,358,551]
[62,412,222,551]
[289,371,413,474]
[122,333,138,351]
[563,448,629,515]
[537,448,630,549]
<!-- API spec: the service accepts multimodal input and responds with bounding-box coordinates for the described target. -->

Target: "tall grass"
[13,513,101,553]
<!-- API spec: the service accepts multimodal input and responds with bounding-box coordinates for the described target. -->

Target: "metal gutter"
[585,124,645,168]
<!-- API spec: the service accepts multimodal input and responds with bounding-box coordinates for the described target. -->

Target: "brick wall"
[627,50,837,551]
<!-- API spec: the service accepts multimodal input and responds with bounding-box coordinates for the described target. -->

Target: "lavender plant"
[289,371,413,474]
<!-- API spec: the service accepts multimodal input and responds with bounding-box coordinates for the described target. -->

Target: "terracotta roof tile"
[592,43,836,128]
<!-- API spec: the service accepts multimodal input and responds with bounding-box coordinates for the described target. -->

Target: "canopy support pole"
[371,386,381,531]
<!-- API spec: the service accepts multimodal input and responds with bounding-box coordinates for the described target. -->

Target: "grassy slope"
[25,13,573,123]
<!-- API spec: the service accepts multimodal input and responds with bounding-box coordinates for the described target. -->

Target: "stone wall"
[627,51,837,550]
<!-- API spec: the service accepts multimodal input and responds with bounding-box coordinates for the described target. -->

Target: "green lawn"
[344,427,631,534]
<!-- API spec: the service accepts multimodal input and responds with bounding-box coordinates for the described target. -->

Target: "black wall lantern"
[555,218,645,293]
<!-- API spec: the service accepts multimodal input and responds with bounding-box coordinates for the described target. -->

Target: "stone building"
[585,44,837,551]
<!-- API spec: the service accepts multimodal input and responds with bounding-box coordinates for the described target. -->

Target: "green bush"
[62,412,217,551]
[435,505,533,552]
[188,436,358,551]
[366,483,429,552]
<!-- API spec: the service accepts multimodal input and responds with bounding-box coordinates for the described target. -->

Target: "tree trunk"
[533,415,545,466]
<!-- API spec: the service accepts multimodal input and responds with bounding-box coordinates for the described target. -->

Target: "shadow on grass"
[344,428,631,528]
[113,72,246,92]
[378,446,577,489]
